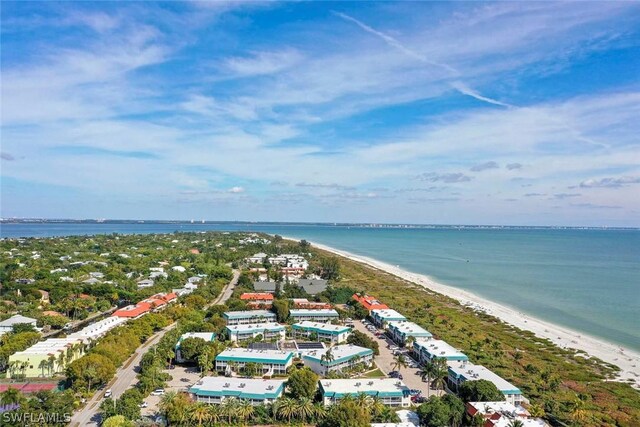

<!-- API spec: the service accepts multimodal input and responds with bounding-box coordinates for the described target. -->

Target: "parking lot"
[355,319,443,401]
[140,365,202,417]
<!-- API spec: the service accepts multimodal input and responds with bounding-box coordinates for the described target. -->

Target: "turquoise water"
[1,223,639,350]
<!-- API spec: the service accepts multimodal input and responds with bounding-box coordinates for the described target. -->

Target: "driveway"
[353,320,443,399]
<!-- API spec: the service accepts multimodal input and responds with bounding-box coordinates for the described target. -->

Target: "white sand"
[302,238,640,388]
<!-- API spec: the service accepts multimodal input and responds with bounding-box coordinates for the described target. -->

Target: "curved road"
[70,270,239,426]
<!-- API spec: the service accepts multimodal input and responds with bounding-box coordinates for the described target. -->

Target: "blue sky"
[1,1,639,226]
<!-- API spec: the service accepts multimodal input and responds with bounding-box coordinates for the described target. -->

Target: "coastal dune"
[302,239,640,388]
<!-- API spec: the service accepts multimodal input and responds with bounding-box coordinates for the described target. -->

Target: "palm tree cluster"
[157,391,401,426]
[418,358,449,396]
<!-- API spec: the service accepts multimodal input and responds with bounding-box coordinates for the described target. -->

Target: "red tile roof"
[240,293,275,301]
[352,294,388,310]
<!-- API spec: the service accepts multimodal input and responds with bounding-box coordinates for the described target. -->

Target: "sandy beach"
[301,238,640,388]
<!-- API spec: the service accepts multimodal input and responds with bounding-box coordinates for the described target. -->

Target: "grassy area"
[317,248,640,426]
[360,368,386,378]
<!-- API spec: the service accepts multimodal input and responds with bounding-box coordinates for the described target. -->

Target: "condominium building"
[413,339,468,364]
[215,348,294,375]
[223,310,276,326]
[291,321,351,344]
[370,309,407,328]
[289,309,339,323]
[447,361,525,406]
[302,344,374,376]
[319,379,411,407]
[190,377,286,406]
[226,323,286,343]
[387,321,432,346]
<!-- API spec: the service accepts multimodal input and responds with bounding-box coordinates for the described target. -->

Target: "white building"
[370,309,407,328]
[246,253,268,264]
[289,309,339,323]
[137,279,155,289]
[226,323,286,343]
[387,321,432,346]
[0,315,38,335]
[447,361,524,405]
[303,344,374,376]
[223,310,276,326]
[68,316,127,341]
[292,321,351,343]
[215,348,294,376]
[171,266,186,272]
[319,379,411,407]
[413,339,468,364]
[190,377,286,405]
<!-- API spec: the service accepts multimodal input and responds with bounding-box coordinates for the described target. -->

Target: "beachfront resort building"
[447,361,525,406]
[190,377,286,406]
[388,321,433,346]
[319,379,411,407]
[215,348,294,375]
[292,321,351,344]
[175,332,216,363]
[352,294,389,311]
[413,339,468,364]
[289,309,339,323]
[226,323,286,343]
[223,310,276,326]
[370,309,407,328]
[302,344,374,376]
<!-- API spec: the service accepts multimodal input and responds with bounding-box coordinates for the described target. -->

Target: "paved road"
[70,270,239,426]
[354,320,442,399]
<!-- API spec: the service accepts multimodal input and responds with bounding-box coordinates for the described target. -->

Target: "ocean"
[1,222,639,351]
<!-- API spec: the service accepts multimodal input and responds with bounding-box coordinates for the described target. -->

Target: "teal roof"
[303,348,373,366]
[292,323,350,335]
[223,310,276,320]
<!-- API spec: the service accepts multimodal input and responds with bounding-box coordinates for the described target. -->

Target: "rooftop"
[467,401,530,418]
[304,344,373,365]
[297,278,328,295]
[320,378,409,398]
[223,310,276,320]
[0,314,37,327]
[448,361,522,395]
[371,309,407,321]
[190,377,286,399]
[240,293,275,301]
[413,339,468,361]
[352,294,388,310]
[216,348,294,364]
[226,323,285,333]
[290,309,339,316]
[388,321,432,338]
[293,321,351,334]
[14,338,83,355]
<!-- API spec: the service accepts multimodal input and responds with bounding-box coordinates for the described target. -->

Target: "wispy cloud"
[450,81,512,108]
[1,152,15,161]
[470,161,500,172]
[416,172,473,183]
[553,193,581,200]
[579,176,640,188]
[506,163,523,170]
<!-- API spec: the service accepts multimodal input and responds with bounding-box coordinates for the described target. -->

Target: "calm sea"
[2,222,639,351]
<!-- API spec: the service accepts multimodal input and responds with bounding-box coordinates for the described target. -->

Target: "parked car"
[151,389,165,396]
[139,402,148,408]
[104,389,112,398]
[412,396,427,403]
[408,389,421,396]
[389,370,400,378]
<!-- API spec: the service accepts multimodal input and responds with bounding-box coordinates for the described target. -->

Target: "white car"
[150,389,165,396]
[104,389,112,398]
[139,402,148,408]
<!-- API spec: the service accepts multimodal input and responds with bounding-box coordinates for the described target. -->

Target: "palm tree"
[354,392,370,409]
[419,361,436,396]
[391,353,408,373]
[0,388,21,405]
[207,404,222,425]
[236,399,254,424]
[159,390,179,421]
[297,397,315,422]
[275,397,298,423]
[47,355,56,376]
[38,359,48,377]
[189,402,210,426]
[507,420,525,427]
[321,348,335,364]
[222,398,239,424]
[432,358,449,393]
[369,396,385,417]
[19,361,28,379]
[313,402,327,422]
[8,361,20,378]
[57,352,65,373]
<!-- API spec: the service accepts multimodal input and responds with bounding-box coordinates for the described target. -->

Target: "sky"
[1,1,639,226]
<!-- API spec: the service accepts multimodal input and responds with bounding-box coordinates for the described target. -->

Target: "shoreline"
[297,238,640,388]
